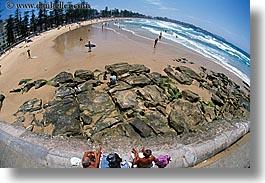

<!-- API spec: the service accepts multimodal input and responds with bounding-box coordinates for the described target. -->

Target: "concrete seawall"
[0,120,250,168]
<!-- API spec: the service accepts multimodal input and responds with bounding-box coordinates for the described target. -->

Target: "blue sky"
[0,0,250,53]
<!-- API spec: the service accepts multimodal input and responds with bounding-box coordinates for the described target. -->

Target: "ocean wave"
[140,20,249,83]
[117,19,250,85]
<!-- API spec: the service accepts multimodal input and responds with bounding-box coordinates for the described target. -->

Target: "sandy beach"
[0,17,247,123]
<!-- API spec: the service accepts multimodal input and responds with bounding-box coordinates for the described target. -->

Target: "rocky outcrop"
[74,69,94,81]
[181,90,200,103]
[12,63,250,146]
[105,63,150,76]
[15,98,42,115]
[176,66,203,82]
[43,98,81,136]
[112,90,138,110]
[168,99,205,134]
[10,78,48,94]
[50,71,74,86]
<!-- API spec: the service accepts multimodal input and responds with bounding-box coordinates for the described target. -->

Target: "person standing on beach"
[88,41,92,52]
[154,38,159,48]
[27,49,31,59]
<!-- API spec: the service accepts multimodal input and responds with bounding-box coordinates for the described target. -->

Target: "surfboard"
[85,43,96,47]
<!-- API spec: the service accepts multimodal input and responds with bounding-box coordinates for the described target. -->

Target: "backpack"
[155,155,171,168]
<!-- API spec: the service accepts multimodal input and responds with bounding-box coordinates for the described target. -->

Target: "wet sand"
[0,18,247,123]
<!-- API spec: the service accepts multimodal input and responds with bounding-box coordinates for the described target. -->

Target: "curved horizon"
[0,0,250,54]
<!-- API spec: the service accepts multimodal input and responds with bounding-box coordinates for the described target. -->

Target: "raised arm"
[132,147,140,165]
[91,147,101,168]
[96,146,102,160]
[141,147,145,153]
[93,151,101,168]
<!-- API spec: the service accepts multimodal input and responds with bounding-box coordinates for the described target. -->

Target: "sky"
[0,0,250,53]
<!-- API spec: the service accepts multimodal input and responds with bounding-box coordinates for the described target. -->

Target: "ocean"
[112,19,250,86]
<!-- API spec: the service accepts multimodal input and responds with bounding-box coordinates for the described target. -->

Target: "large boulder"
[105,63,131,76]
[15,98,42,115]
[77,91,115,115]
[42,98,81,136]
[176,66,203,81]
[129,117,154,138]
[74,69,94,81]
[18,79,32,86]
[75,81,94,94]
[91,123,142,146]
[164,66,193,85]
[112,90,138,110]
[50,71,74,85]
[146,72,164,86]
[163,66,177,80]
[211,94,224,106]
[92,111,124,134]
[34,79,47,89]
[54,86,76,99]
[105,63,150,76]
[122,74,151,87]
[144,111,172,135]
[108,81,132,94]
[137,85,166,103]
[168,100,205,134]
[181,90,200,103]
[22,82,36,93]
[168,110,188,134]
[237,94,250,112]
[128,64,150,74]
[174,73,193,85]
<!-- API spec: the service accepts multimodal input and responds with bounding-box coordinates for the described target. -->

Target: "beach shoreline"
[0,17,249,124]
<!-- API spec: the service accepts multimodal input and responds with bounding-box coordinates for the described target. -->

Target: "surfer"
[154,38,159,48]
[88,41,92,52]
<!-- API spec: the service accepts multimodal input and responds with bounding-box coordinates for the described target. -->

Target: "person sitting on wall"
[82,146,102,168]
[131,147,156,168]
